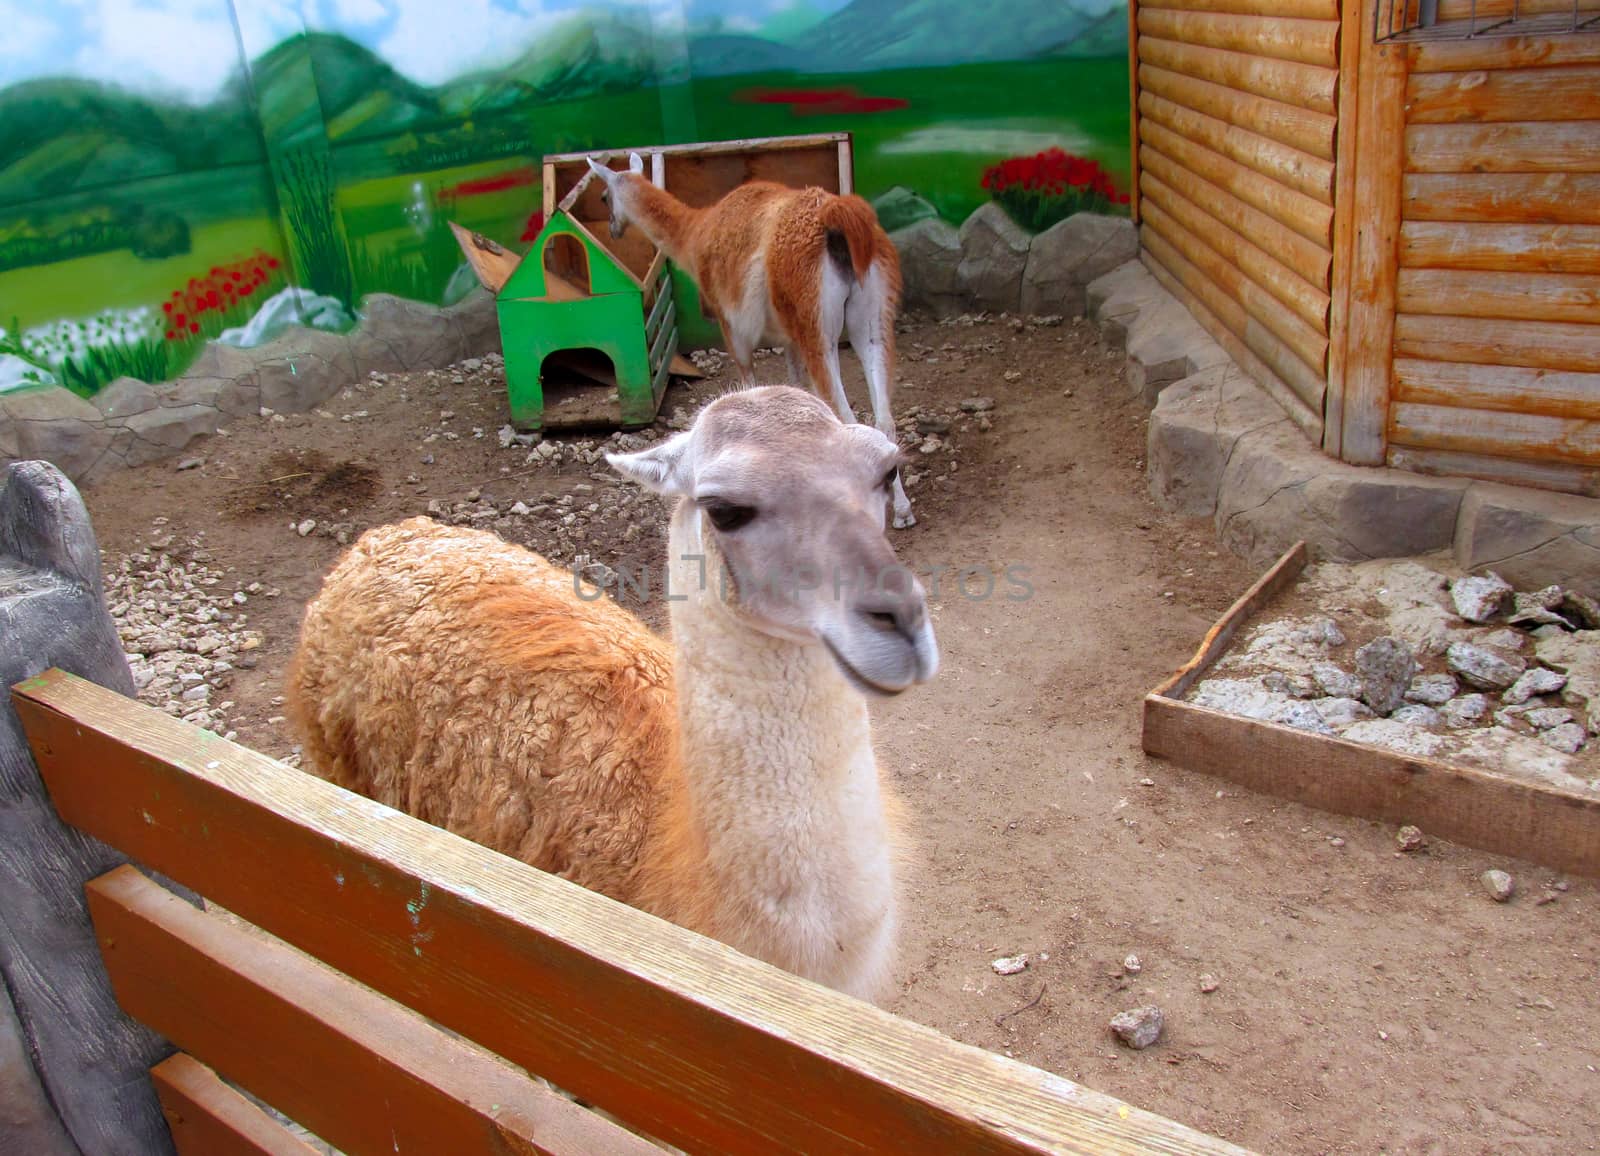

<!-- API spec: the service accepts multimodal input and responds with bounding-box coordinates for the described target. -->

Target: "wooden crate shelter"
[1127,0,1600,491]
[1142,542,1600,877]
[11,668,1255,1155]
[478,133,853,433]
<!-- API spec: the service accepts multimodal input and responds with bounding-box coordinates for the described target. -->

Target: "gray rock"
[1343,718,1449,757]
[1540,722,1586,753]
[1396,825,1427,852]
[1406,673,1459,706]
[872,186,938,233]
[1502,666,1568,705]
[1450,573,1513,623]
[1275,700,1335,734]
[1391,703,1443,729]
[1482,869,1516,902]
[890,218,965,317]
[1509,586,1572,629]
[1314,696,1374,727]
[1086,259,1161,349]
[1147,364,1289,518]
[255,328,357,413]
[1313,662,1362,700]
[1523,707,1574,730]
[1110,1005,1164,1050]
[1441,693,1491,728]
[1125,299,1228,407]
[1198,974,1220,994]
[959,397,995,413]
[956,202,1032,314]
[121,404,219,467]
[362,294,465,371]
[1561,590,1600,630]
[91,377,159,419]
[1303,617,1346,647]
[1446,641,1525,691]
[1356,636,1417,715]
[1453,482,1600,597]
[0,387,112,481]
[1020,212,1137,318]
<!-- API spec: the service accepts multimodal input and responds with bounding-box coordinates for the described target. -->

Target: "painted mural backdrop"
[0,0,1129,396]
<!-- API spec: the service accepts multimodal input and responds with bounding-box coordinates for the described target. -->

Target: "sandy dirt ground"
[80,314,1600,1155]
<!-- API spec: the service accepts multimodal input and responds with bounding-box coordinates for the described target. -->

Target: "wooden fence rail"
[13,668,1251,1156]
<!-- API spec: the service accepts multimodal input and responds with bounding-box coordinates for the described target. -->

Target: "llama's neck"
[618,177,700,264]
[651,504,897,999]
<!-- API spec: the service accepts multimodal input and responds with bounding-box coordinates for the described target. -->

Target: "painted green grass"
[0,218,286,332]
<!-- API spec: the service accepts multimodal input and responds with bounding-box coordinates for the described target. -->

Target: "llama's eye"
[881,467,899,492]
[705,502,757,532]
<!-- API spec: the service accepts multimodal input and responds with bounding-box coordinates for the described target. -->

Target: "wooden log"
[1139,91,1335,203]
[93,869,664,1156]
[1139,119,1333,246]
[1398,269,1600,324]
[12,671,1254,1156]
[1141,0,1337,18]
[1412,33,1600,73]
[1323,0,1366,459]
[1404,173,1600,225]
[1337,23,1408,466]
[151,1055,317,1156]
[1139,143,1332,286]
[1136,9,1338,67]
[1141,233,1326,441]
[1395,314,1600,373]
[1141,199,1330,388]
[1142,171,1331,335]
[1153,542,1310,699]
[1130,0,1141,225]
[1391,401,1600,465]
[1394,358,1600,421]
[1137,36,1337,113]
[1406,122,1600,174]
[1436,0,1596,18]
[1388,445,1600,498]
[1408,66,1600,125]
[1138,63,1336,160]
[543,132,849,164]
[1400,222,1600,274]
[0,461,183,1156]
[1143,694,1600,876]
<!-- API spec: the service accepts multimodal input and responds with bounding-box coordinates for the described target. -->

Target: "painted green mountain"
[791,0,1120,69]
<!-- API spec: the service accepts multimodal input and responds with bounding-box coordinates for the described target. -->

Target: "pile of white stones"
[1189,560,1600,793]
[106,520,267,740]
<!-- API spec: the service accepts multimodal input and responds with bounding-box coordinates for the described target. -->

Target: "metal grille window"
[1376,0,1600,40]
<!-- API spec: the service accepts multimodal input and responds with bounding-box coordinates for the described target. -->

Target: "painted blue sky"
[0,0,849,100]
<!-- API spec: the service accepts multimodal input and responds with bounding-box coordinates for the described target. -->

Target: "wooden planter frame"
[1142,542,1600,876]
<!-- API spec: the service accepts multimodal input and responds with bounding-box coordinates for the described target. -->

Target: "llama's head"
[586,152,647,240]
[608,386,939,696]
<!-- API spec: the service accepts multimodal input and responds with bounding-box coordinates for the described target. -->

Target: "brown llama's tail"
[818,194,882,284]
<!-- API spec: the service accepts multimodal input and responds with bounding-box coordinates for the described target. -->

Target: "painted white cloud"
[325,0,390,25]
[0,0,56,62]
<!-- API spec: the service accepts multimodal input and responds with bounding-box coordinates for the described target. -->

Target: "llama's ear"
[629,151,645,174]
[607,432,692,496]
[586,157,619,187]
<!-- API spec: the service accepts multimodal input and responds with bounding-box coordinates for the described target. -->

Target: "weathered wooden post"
[0,461,178,1155]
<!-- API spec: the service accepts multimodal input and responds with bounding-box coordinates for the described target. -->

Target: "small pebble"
[1482,869,1516,902]
[1110,1006,1164,1050]
[1199,974,1219,994]
[991,954,1028,976]
[1123,953,1142,975]
[296,519,316,537]
[1396,825,1427,853]
[1329,836,1346,848]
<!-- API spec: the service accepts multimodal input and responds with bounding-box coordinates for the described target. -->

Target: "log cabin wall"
[1132,0,1341,445]
[1384,31,1600,494]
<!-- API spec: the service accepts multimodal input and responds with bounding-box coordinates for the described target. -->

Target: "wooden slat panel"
[1139,63,1336,160]
[1389,445,1600,498]
[1408,65,1600,124]
[1140,118,1334,246]
[1398,269,1600,324]
[1130,0,1142,225]
[1140,91,1335,202]
[1136,9,1339,67]
[1412,33,1600,73]
[1140,228,1327,436]
[1139,143,1332,286]
[152,1054,316,1156]
[1323,0,1368,459]
[1436,0,1600,19]
[11,671,1251,1156]
[1138,36,1338,114]
[1142,172,1331,335]
[1391,401,1600,465]
[1400,222,1600,274]
[1406,122,1600,174]
[1395,358,1600,421]
[1395,314,1600,372]
[90,868,657,1156]
[1404,173,1600,224]
[1141,197,1330,382]
[1337,24,1409,465]
[1140,0,1337,17]
[1143,695,1600,876]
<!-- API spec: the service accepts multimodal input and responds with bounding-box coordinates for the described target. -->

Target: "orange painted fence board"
[151,1054,317,1156]
[12,669,1252,1156]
